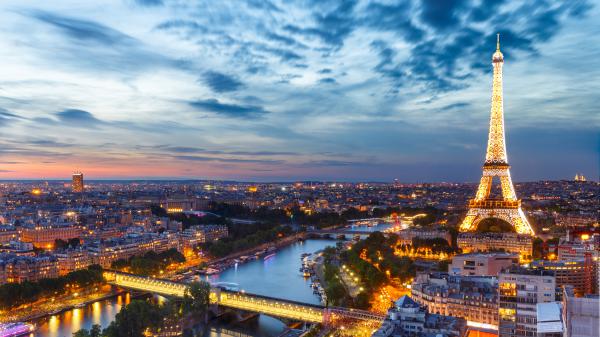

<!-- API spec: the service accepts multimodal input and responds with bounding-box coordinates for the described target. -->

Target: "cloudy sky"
[0,0,598,182]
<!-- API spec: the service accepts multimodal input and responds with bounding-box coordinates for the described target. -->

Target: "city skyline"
[0,1,598,182]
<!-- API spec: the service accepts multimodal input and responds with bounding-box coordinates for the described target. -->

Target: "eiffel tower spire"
[459,34,534,236]
[496,33,500,51]
[486,33,507,165]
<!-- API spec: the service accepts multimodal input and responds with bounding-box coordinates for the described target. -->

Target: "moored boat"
[0,323,35,337]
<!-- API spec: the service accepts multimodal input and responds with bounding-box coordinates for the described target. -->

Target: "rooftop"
[536,302,563,334]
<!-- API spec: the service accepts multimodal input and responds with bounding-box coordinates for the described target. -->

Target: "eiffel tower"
[459,34,534,236]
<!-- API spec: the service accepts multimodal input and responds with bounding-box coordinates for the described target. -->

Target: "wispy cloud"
[56,109,104,126]
[189,99,268,118]
[202,71,244,93]
[173,155,284,165]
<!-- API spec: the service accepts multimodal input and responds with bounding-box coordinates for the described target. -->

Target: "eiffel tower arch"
[459,35,534,236]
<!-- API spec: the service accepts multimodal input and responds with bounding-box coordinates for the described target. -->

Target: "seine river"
[34,223,390,337]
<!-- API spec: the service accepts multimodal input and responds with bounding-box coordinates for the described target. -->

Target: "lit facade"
[20,224,83,249]
[72,172,84,193]
[450,252,518,276]
[397,228,452,246]
[87,233,179,268]
[460,35,534,236]
[55,249,93,275]
[557,233,599,262]
[179,225,228,251]
[0,225,18,244]
[0,254,60,284]
[372,295,467,337]
[458,232,532,258]
[160,197,199,213]
[411,273,498,328]
[498,267,556,337]
[532,259,597,296]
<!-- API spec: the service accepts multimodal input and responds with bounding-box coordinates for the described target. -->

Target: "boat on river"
[0,323,35,337]
[197,267,220,275]
[263,252,276,260]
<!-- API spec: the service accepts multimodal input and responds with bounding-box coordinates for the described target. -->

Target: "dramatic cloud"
[0,0,596,181]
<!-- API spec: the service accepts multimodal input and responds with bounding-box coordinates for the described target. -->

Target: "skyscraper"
[72,172,84,192]
[459,34,534,236]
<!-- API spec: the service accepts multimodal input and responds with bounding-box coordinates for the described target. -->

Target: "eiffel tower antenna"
[459,34,534,236]
[496,33,500,51]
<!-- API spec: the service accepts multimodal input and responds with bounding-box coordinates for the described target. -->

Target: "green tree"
[325,282,347,306]
[353,292,370,309]
[72,329,91,337]
[182,281,211,318]
[73,324,101,337]
[89,324,102,337]
[103,300,164,337]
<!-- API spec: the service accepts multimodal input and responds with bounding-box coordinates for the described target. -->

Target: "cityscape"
[0,1,598,337]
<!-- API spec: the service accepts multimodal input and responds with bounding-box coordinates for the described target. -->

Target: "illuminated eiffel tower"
[459,34,534,236]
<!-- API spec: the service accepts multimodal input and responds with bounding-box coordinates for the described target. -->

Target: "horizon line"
[0,178,594,184]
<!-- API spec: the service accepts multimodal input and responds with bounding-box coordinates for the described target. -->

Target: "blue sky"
[0,0,598,182]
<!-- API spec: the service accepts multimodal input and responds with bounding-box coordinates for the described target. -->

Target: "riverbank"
[5,233,305,327]
[0,286,123,324]
[202,232,307,273]
[33,239,338,337]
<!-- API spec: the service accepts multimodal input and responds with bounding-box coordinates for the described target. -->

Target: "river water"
[33,224,390,337]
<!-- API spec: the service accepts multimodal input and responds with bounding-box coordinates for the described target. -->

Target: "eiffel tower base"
[460,206,533,235]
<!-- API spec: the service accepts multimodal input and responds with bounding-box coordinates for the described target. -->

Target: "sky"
[0,0,598,182]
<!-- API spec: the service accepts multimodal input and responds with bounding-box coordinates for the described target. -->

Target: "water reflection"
[92,301,101,324]
[34,239,338,337]
[35,294,131,337]
[209,239,333,305]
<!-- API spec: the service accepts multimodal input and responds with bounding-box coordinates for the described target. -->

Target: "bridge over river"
[104,271,384,329]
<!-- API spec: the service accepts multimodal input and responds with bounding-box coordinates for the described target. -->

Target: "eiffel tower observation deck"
[459,34,535,236]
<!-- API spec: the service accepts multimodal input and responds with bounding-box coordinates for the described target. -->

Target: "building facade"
[450,252,518,276]
[398,228,452,245]
[536,302,563,337]
[498,267,556,337]
[562,285,599,337]
[87,233,179,268]
[0,254,59,284]
[20,224,83,249]
[72,172,84,193]
[55,249,93,275]
[458,232,533,259]
[557,233,599,262]
[411,272,498,328]
[0,225,18,244]
[372,295,467,337]
[532,260,597,296]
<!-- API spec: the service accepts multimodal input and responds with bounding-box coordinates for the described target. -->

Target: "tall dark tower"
[72,172,84,193]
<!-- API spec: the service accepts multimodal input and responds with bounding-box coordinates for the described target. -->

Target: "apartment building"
[498,267,556,337]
